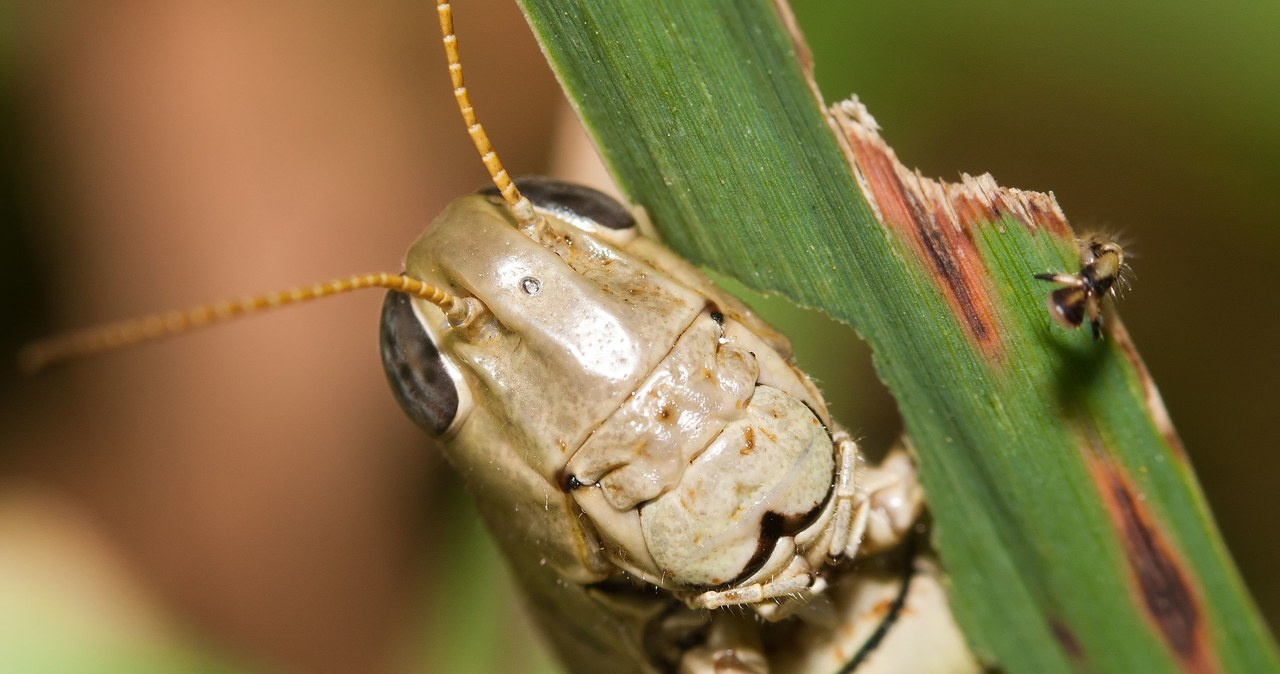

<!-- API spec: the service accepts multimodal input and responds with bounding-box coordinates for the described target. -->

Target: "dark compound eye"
[380,290,459,436]
[480,177,635,232]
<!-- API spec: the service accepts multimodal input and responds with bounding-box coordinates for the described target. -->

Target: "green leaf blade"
[517,1,1280,672]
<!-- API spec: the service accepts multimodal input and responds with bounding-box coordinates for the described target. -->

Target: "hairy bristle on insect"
[18,273,467,374]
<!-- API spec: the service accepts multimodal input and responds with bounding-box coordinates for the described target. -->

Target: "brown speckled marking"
[829,99,1075,362]
[1109,319,1189,462]
[1083,447,1217,673]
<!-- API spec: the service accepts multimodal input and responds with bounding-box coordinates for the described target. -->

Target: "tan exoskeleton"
[20,3,980,672]
[381,174,926,612]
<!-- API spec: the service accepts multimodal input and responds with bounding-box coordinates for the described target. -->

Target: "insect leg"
[676,612,769,674]
[827,430,862,557]
[1033,272,1085,288]
[693,556,817,611]
[1087,295,1104,340]
[853,446,925,556]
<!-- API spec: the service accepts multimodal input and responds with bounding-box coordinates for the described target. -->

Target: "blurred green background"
[0,1,1275,672]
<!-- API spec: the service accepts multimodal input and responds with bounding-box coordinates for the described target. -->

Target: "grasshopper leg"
[852,445,925,556]
[677,608,770,674]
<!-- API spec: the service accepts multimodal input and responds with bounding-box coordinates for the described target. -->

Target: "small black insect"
[1035,237,1127,340]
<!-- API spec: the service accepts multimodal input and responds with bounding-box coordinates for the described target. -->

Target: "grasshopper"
[19,2,979,672]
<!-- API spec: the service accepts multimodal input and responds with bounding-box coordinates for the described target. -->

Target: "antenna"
[436,1,541,229]
[18,5,527,373]
[19,273,473,374]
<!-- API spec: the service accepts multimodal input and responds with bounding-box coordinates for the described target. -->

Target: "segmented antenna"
[436,1,540,228]
[19,273,472,374]
[18,5,522,373]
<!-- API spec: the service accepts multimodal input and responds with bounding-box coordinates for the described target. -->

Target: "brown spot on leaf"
[1083,448,1218,673]
[1049,617,1085,662]
[830,98,1074,362]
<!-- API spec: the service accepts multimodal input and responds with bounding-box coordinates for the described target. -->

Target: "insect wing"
[1047,286,1087,329]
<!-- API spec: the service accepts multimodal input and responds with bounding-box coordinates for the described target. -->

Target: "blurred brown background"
[0,1,1275,672]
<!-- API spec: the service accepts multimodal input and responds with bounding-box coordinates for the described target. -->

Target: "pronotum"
[17,3,980,672]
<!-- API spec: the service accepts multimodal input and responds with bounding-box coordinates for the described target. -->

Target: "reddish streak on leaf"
[1082,443,1218,674]
[830,99,1072,363]
[1109,319,1190,462]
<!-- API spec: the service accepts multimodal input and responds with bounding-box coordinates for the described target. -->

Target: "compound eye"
[379,290,460,436]
[480,177,637,244]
